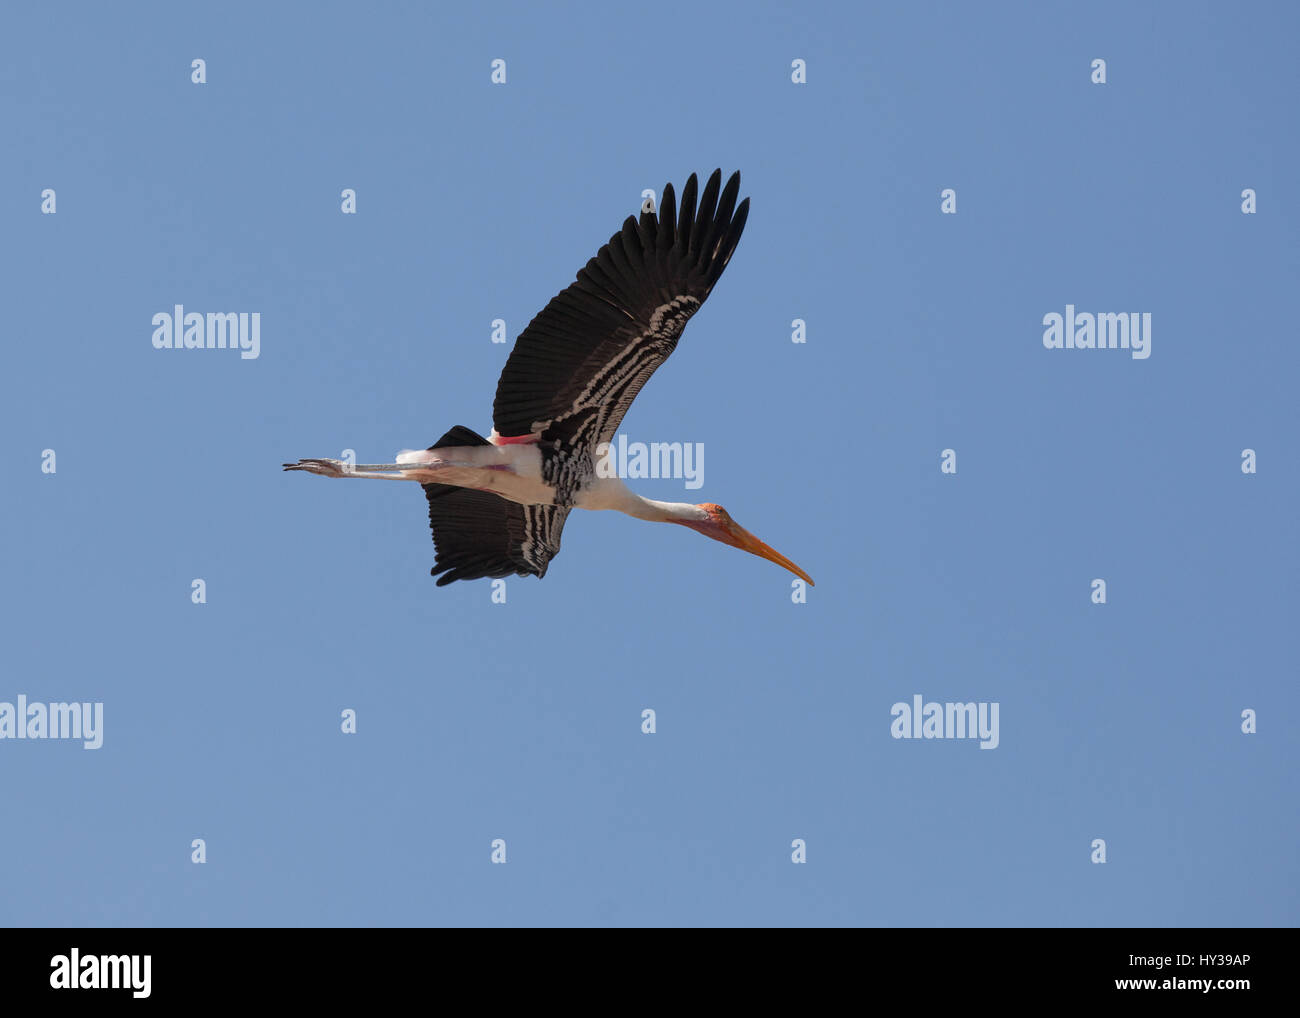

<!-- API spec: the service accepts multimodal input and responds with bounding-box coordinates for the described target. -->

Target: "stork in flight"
[285,170,813,587]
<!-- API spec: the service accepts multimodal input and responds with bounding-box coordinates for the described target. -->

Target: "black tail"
[429,425,491,451]
[419,425,567,585]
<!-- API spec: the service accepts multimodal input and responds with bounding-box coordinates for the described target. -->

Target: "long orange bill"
[735,529,815,586]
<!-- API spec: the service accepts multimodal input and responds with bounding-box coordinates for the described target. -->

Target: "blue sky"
[2,0,1296,927]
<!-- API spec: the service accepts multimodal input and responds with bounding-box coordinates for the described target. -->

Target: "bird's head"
[678,503,815,585]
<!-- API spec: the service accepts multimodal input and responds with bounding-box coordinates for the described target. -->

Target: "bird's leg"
[282,458,422,480]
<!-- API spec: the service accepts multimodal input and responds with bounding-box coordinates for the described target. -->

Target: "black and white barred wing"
[422,426,571,585]
[492,169,750,456]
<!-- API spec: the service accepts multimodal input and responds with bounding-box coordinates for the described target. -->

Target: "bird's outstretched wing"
[422,426,570,585]
[492,169,749,454]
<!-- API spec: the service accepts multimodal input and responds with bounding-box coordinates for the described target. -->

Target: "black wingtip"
[677,174,699,244]
[657,182,677,247]
[716,172,740,224]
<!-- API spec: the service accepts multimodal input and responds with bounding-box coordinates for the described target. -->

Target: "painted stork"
[285,170,813,587]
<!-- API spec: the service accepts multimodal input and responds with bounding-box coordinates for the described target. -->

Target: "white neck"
[577,477,704,523]
[623,496,705,524]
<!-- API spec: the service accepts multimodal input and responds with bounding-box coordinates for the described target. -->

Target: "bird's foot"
[283,457,351,478]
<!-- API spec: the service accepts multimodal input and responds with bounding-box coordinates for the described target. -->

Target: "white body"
[393,442,704,523]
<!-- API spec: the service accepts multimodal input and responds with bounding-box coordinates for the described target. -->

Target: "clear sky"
[2,0,1296,927]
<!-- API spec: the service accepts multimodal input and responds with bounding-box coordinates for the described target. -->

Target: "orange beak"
[728,523,816,586]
